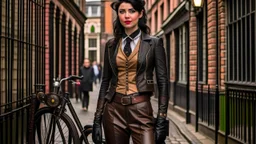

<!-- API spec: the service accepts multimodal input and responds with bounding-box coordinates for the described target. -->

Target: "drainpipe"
[215,0,219,144]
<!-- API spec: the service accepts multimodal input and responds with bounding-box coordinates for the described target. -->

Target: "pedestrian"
[92,61,99,85]
[79,58,94,111]
[97,62,103,83]
[92,0,169,144]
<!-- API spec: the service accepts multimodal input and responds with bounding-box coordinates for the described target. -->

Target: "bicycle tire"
[34,107,80,144]
[80,125,106,144]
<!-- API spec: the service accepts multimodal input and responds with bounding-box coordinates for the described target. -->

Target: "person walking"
[92,0,169,144]
[79,58,94,111]
[97,62,103,84]
[92,61,99,85]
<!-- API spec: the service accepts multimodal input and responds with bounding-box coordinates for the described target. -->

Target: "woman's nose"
[125,12,130,18]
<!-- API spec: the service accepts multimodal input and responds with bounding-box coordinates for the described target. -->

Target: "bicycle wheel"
[34,107,80,144]
[80,125,106,144]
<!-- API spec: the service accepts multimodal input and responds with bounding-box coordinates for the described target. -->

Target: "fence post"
[225,85,229,144]
[215,84,219,144]
[28,94,37,144]
[195,81,198,132]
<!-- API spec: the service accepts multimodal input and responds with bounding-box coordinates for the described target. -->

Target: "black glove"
[92,99,106,144]
[155,115,168,144]
[92,116,102,144]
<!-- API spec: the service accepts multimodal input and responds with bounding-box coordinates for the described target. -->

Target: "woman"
[92,0,169,143]
[79,58,94,111]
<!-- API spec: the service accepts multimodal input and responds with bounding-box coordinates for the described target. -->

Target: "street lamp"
[192,0,204,8]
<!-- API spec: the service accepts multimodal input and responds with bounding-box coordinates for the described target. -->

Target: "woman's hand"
[155,116,168,144]
[92,98,106,144]
[92,116,102,144]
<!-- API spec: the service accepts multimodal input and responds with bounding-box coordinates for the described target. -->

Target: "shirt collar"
[122,29,141,42]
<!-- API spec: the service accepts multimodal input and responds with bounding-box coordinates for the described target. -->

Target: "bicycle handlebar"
[53,75,82,87]
[59,75,83,85]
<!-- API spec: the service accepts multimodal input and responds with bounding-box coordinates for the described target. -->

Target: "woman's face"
[118,2,143,34]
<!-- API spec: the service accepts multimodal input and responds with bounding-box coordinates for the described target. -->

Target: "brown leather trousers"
[102,97,155,144]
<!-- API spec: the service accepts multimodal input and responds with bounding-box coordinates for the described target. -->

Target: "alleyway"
[67,84,190,144]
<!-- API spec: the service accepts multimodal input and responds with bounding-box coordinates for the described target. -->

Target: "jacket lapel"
[108,33,152,76]
[108,39,119,76]
[137,32,152,74]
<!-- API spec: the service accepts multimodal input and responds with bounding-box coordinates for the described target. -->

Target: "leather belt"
[113,92,150,105]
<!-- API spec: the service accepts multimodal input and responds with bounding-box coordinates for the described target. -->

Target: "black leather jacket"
[99,32,169,113]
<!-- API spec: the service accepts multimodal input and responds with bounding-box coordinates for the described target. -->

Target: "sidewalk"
[70,84,214,144]
[151,97,215,144]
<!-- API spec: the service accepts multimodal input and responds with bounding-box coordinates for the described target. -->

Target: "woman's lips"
[124,21,131,24]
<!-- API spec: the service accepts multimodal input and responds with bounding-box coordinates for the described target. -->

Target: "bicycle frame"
[60,93,90,144]
[36,75,91,144]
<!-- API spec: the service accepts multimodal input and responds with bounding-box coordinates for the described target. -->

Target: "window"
[89,38,97,47]
[154,11,158,32]
[227,0,256,83]
[91,6,98,16]
[86,7,89,15]
[197,4,208,83]
[167,0,170,14]
[160,4,164,22]
[90,25,95,33]
[177,24,188,82]
[89,50,97,62]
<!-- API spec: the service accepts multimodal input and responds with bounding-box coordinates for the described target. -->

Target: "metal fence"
[0,0,45,143]
[225,85,256,144]
[197,84,216,127]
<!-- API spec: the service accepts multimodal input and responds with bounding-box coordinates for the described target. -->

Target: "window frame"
[88,38,97,48]
[197,4,208,83]
[227,0,256,84]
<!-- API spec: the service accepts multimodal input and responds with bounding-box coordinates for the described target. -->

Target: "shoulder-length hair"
[111,0,150,41]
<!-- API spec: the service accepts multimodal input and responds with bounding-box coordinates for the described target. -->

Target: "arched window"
[90,25,95,33]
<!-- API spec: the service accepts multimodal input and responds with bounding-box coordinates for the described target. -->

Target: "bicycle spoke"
[46,115,55,143]
[56,119,67,144]
[34,107,80,143]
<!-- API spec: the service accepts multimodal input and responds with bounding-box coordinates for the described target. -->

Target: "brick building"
[84,0,101,63]
[147,0,256,143]
[100,1,115,62]
[44,0,87,93]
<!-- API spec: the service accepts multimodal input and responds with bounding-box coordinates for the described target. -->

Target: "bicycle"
[33,75,105,144]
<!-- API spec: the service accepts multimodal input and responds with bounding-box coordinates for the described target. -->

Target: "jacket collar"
[108,32,152,76]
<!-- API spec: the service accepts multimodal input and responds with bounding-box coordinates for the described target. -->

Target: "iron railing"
[225,84,256,144]
[197,84,217,127]
[0,0,45,143]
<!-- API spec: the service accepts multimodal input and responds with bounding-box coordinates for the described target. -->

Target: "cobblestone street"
[67,84,190,144]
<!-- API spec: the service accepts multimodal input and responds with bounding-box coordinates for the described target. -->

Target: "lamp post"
[191,0,204,8]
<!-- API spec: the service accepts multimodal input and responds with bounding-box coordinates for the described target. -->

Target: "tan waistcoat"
[116,39,141,95]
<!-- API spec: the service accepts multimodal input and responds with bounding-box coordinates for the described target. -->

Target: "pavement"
[67,84,214,144]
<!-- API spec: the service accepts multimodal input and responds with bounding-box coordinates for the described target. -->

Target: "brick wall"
[207,0,217,89]
[147,0,227,91]
[189,11,197,91]
[44,0,84,92]
[188,0,226,91]
[219,0,226,90]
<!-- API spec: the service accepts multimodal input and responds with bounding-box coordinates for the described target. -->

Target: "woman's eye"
[119,10,125,14]
[129,9,136,13]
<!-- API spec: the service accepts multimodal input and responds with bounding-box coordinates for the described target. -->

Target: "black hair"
[111,0,150,41]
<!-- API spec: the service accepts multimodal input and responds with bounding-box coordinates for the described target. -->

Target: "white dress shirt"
[121,31,141,52]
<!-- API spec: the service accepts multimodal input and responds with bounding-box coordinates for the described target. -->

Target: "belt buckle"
[121,96,132,105]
